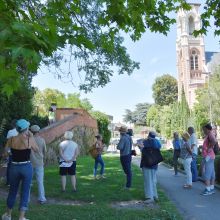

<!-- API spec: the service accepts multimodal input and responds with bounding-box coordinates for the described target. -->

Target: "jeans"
[183,158,192,185]
[7,162,33,211]
[173,149,180,175]
[94,155,105,176]
[120,154,132,188]
[33,166,46,202]
[191,154,198,182]
[6,155,12,185]
[142,168,158,199]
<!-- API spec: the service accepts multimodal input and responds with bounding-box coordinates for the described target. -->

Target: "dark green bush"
[29,115,49,128]
[162,149,220,184]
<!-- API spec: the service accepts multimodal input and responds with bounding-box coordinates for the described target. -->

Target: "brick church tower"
[176,3,207,108]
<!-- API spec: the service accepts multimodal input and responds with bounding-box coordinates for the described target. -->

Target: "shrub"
[162,150,220,184]
[29,115,49,128]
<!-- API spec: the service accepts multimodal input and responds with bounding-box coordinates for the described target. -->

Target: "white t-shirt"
[7,128,18,139]
[59,140,78,167]
[188,133,198,155]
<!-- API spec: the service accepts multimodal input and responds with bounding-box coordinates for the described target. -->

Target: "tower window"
[188,16,195,35]
[190,49,199,70]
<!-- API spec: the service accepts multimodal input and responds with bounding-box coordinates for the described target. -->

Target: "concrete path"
[132,157,220,220]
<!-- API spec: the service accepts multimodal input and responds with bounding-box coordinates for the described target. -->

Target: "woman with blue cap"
[2,119,39,220]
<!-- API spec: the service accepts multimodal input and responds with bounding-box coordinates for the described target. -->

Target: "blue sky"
[32,5,220,123]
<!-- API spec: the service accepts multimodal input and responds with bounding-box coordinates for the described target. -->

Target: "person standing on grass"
[139,131,161,204]
[201,123,216,196]
[5,119,18,186]
[2,119,39,220]
[180,132,192,189]
[59,131,79,192]
[30,125,47,204]
[117,126,132,189]
[172,132,181,176]
[188,127,198,182]
[93,134,105,179]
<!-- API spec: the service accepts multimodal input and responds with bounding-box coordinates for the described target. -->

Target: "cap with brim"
[30,125,40,132]
[16,119,30,132]
[149,131,156,138]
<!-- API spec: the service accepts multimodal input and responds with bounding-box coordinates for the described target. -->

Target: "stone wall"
[40,109,97,144]
[39,109,98,165]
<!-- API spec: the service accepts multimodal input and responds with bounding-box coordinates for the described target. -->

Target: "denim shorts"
[202,158,215,181]
[59,161,76,176]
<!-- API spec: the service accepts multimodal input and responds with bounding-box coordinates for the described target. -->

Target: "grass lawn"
[0,155,182,220]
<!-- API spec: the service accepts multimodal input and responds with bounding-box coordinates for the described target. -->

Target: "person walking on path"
[139,131,161,204]
[117,126,132,189]
[59,131,79,192]
[201,123,216,196]
[93,134,105,179]
[5,119,18,186]
[188,127,198,182]
[180,132,192,189]
[30,125,47,204]
[2,119,39,220]
[172,132,181,176]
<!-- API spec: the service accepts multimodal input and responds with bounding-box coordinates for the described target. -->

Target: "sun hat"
[30,125,40,133]
[16,119,30,132]
[119,126,127,133]
[64,131,73,140]
[182,132,190,141]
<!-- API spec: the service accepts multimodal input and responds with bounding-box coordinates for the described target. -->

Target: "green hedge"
[161,149,220,184]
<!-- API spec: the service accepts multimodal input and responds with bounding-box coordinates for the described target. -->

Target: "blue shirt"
[117,134,132,156]
[172,138,181,150]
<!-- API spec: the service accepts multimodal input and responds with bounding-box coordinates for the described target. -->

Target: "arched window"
[188,16,195,35]
[190,49,199,70]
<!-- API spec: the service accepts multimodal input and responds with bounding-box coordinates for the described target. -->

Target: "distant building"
[176,3,220,108]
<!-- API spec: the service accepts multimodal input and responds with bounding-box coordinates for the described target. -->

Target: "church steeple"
[176,3,206,108]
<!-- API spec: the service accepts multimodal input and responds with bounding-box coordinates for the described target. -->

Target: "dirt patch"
[0,187,92,206]
[111,200,159,210]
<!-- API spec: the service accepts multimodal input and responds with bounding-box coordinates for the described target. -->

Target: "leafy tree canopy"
[195,67,220,125]
[152,74,178,106]
[2,0,219,95]
[123,103,151,126]
[91,111,111,145]
[33,88,93,116]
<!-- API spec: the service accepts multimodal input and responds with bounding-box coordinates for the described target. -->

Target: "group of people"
[1,118,219,219]
[2,119,46,220]
[172,123,217,196]
[117,126,161,204]
[1,118,105,220]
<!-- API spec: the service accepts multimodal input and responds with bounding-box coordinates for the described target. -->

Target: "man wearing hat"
[117,126,132,189]
[30,125,47,204]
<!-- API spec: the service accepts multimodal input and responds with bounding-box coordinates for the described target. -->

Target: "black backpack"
[213,141,220,155]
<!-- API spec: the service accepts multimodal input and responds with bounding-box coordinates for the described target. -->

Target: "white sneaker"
[2,213,11,220]
[19,218,29,220]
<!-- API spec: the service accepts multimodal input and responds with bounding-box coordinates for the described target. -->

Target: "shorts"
[59,161,76,176]
[202,158,215,181]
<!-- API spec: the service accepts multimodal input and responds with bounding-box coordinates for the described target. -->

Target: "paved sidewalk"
[132,157,220,220]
